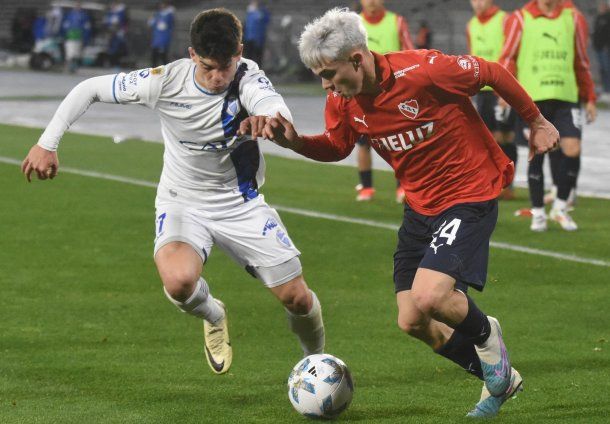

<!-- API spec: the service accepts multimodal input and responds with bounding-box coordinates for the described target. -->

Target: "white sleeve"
[240,69,293,123]
[112,67,163,107]
[37,74,117,151]
[37,68,163,151]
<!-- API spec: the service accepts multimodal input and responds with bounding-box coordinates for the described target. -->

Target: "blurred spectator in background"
[243,0,271,67]
[467,0,516,200]
[415,20,432,49]
[149,2,175,67]
[356,0,413,203]
[62,1,92,73]
[500,0,596,232]
[594,1,610,101]
[104,2,128,69]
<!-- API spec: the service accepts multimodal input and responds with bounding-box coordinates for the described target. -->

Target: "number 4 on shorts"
[436,218,462,245]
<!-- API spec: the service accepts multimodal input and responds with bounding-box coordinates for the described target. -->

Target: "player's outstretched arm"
[22,74,119,182]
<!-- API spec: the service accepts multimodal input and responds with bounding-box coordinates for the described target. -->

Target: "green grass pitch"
[0,123,608,423]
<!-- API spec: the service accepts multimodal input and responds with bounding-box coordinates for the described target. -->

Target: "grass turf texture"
[1,123,608,423]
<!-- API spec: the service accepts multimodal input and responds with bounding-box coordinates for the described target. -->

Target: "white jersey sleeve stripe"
[111,73,119,104]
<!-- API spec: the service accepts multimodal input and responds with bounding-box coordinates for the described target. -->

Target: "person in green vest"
[499,0,597,232]
[355,0,413,202]
[468,0,517,200]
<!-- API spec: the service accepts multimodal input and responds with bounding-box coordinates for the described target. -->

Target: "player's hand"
[585,101,597,124]
[21,145,59,182]
[237,115,270,139]
[528,114,559,161]
[263,112,302,151]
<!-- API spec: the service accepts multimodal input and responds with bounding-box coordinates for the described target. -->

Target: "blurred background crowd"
[1,0,607,97]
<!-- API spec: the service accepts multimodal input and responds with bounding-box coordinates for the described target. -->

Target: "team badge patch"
[398,99,419,119]
[276,229,292,248]
[457,56,472,70]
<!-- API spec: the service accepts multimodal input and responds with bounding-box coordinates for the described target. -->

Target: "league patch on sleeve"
[257,76,275,92]
[456,55,480,79]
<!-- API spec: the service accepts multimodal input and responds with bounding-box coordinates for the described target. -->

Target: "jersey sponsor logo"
[370,122,434,152]
[138,69,150,78]
[393,64,420,79]
[179,137,239,151]
[353,114,368,127]
[169,101,192,110]
[398,99,419,119]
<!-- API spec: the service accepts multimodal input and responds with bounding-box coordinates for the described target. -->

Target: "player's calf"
[270,275,325,356]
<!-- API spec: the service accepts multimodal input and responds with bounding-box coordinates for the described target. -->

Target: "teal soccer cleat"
[475,316,512,396]
[467,368,523,418]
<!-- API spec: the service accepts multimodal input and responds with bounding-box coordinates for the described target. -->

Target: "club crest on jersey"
[226,98,241,117]
[398,99,419,119]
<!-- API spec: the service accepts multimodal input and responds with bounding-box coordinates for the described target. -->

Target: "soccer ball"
[287,353,354,419]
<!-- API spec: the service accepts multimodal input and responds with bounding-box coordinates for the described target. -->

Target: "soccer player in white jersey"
[21,8,325,375]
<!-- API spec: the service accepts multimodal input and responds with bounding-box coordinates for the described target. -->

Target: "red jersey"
[499,0,596,103]
[299,50,540,216]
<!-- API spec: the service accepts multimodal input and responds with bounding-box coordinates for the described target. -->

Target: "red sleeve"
[479,59,541,123]
[498,10,523,75]
[573,10,596,102]
[298,94,357,162]
[423,51,487,97]
[396,15,414,50]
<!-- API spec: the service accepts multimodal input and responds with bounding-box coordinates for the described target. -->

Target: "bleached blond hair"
[298,8,368,69]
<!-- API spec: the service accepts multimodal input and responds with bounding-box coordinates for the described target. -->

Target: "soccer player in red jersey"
[240,8,560,418]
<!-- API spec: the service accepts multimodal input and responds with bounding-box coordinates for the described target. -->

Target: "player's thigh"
[153,203,213,285]
[418,200,498,292]
[155,241,204,287]
[393,204,435,294]
[213,200,301,287]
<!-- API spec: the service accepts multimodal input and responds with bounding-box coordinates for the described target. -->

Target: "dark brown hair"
[190,8,243,63]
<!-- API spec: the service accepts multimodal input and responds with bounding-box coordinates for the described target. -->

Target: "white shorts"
[64,40,82,61]
[153,198,301,287]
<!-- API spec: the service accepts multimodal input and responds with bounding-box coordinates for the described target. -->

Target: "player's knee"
[279,277,310,314]
[397,316,426,336]
[161,269,200,302]
[562,143,580,157]
[411,290,444,317]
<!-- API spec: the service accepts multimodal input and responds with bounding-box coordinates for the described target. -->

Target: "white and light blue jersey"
[111,58,290,216]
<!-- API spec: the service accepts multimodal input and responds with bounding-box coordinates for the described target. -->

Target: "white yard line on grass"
[3,155,609,268]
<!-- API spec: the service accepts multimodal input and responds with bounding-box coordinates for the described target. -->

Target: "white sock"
[553,198,568,211]
[164,277,224,324]
[285,290,325,356]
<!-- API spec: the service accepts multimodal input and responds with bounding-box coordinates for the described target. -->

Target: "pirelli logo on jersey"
[370,122,434,152]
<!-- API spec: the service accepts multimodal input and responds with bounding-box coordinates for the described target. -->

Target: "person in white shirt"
[21,8,325,375]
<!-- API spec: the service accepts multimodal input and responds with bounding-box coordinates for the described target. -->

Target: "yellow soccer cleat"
[203,300,232,374]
